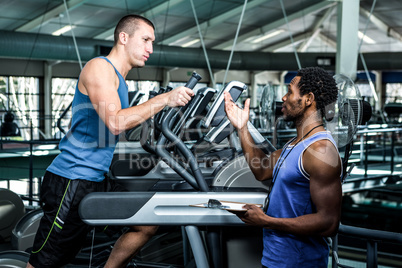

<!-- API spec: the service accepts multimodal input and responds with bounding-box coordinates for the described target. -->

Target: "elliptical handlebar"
[185,72,202,89]
[155,72,209,191]
[140,73,202,155]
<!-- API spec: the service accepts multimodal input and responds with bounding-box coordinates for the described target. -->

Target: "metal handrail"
[0,139,60,205]
[332,224,402,268]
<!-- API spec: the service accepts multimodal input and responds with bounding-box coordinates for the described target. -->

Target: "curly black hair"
[296,67,338,120]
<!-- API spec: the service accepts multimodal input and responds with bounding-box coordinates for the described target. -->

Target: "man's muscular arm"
[80,58,194,135]
[224,91,280,181]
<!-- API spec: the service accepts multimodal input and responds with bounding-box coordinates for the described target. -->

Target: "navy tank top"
[48,57,129,182]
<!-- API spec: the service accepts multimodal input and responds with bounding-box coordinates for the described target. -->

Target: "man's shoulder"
[305,139,339,157]
[303,138,340,168]
[84,57,109,69]
[308,138,334,150]
[81,57,115,79]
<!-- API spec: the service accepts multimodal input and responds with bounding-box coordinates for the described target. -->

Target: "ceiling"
[1,0,402,69]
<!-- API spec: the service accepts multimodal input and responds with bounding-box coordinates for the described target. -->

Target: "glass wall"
[0,76,40,140]
[384,83,402,124]
[127,80,160,104]
[52,78,76,138]
[386,83,402,104]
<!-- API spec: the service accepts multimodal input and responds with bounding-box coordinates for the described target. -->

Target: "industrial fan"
[259,84,284,131]
[326,74,372,149]
[326,74,372,181]
[259,84,275,131]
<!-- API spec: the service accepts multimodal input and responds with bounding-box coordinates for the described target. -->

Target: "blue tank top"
[262,131,341,268]
[47,57,129,182]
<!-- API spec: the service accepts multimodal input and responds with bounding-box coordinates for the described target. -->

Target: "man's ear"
[305,92,315,107]
[119,32,128,44]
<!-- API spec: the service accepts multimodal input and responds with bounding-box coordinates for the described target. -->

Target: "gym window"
[0,76,40,140]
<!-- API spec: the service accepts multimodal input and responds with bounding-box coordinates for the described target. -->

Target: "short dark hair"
[113,14,155,45]
[296,67,338,120]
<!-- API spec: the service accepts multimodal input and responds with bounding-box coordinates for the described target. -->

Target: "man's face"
[125,20,155,68]
[281,76,305,122]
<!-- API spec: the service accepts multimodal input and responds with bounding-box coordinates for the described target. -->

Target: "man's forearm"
[238,126,272,181]
[112,93,168,134]
[263,212,339,237]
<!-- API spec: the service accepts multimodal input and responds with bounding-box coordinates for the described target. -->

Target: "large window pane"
[0,76,40,140]
[386,83,402,104]
[0,77,7,111]
[127,80,160,104]
[52,78,76,138]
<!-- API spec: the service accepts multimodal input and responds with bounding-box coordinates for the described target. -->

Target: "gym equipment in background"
[0,189,25,242]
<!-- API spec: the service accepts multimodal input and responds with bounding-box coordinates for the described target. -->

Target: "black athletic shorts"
[29,171,127,268]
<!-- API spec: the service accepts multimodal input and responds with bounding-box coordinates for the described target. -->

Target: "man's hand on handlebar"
[166,86,194,107]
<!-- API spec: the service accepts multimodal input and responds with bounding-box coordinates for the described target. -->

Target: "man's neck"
[107,49,130,78]
[294,112,323,141]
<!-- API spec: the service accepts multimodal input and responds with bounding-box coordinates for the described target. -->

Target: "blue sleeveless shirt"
[47,57,129,182]
[262,131,341,268]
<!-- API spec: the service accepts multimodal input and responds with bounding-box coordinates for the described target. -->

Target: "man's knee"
[143,225,158,237]
[129,225,158,237]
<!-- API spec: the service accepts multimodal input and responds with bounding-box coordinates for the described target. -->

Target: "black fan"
[326,74,371,148]
[259,84,282,131]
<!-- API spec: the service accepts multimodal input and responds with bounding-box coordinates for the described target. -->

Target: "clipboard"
[190,199,262,212]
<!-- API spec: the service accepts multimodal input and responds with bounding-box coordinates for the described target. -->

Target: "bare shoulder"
[305,139,338,158]
[82,58,113,77]
[80,58,116,86]
[303,139,341,175]
[78,58,118,97]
